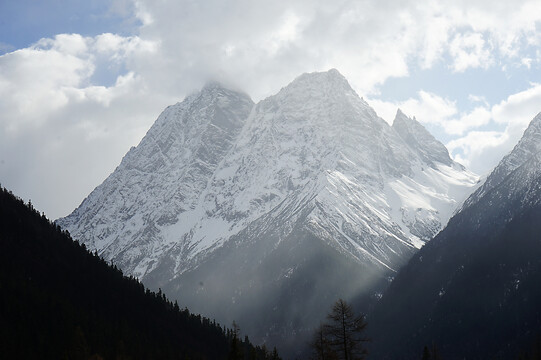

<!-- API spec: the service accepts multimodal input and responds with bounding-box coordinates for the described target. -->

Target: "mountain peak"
[199,80,251,100]
[462,111,541,209]
[514,111,541,155]
[393,109,454,167]
[395,108,407,117]
[484,111,541,178]
[286,68,353,94]
[325,68,347,81]
[263,68,374,123]
[307,68,349,83]
[392,108,419,128]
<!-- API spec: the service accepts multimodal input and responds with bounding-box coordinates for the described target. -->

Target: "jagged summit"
[290,68,351,88]
[267,69,367,107]
[269,69,362,109]
[393,109,454,167]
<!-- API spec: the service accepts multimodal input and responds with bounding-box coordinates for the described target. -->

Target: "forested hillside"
[0,186,278,359]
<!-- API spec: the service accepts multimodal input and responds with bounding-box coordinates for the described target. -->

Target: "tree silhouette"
[228,321,243,360]
[325,299,368,360]
[311,299,368,360]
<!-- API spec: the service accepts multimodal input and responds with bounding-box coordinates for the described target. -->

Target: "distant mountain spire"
[393,109,454,167]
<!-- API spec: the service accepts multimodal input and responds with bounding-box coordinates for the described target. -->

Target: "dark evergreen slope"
[368,143,541,358]
[0,186,277,360]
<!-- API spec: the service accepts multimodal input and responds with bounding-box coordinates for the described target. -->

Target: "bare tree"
[324,299,368,360]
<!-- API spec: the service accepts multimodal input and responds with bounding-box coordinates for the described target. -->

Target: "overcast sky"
[1,0,541,219]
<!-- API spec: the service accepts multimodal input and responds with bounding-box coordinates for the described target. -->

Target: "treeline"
[0,186,278,359]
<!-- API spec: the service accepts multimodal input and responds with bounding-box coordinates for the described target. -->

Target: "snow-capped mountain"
[368,111,541,359]
[57,69,478,355]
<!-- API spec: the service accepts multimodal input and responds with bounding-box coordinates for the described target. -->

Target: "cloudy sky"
[1,0,541,219]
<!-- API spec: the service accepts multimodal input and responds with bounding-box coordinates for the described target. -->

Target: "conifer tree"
[324,299,368,360]
[271,346,281,360]
[228,321,243,360]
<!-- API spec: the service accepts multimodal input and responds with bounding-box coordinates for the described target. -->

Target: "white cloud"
[447,107,492,135]
[468,94,488,105]
[491,83,541,125]
[0,33,157,133]
[123,1,423,98]
[449,32,493,72]
[0,33,166,219]
[521,57,533,69]
[0,46,92,130]
[94,33,156,59]
[447,84,541,174]
[446,131,509,173]
[126,0,541,98]
[38,34,90,55]
[462,83,541,170]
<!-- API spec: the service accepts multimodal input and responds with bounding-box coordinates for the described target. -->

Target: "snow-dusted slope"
[59,69,478,278]
[58,83,254,278]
